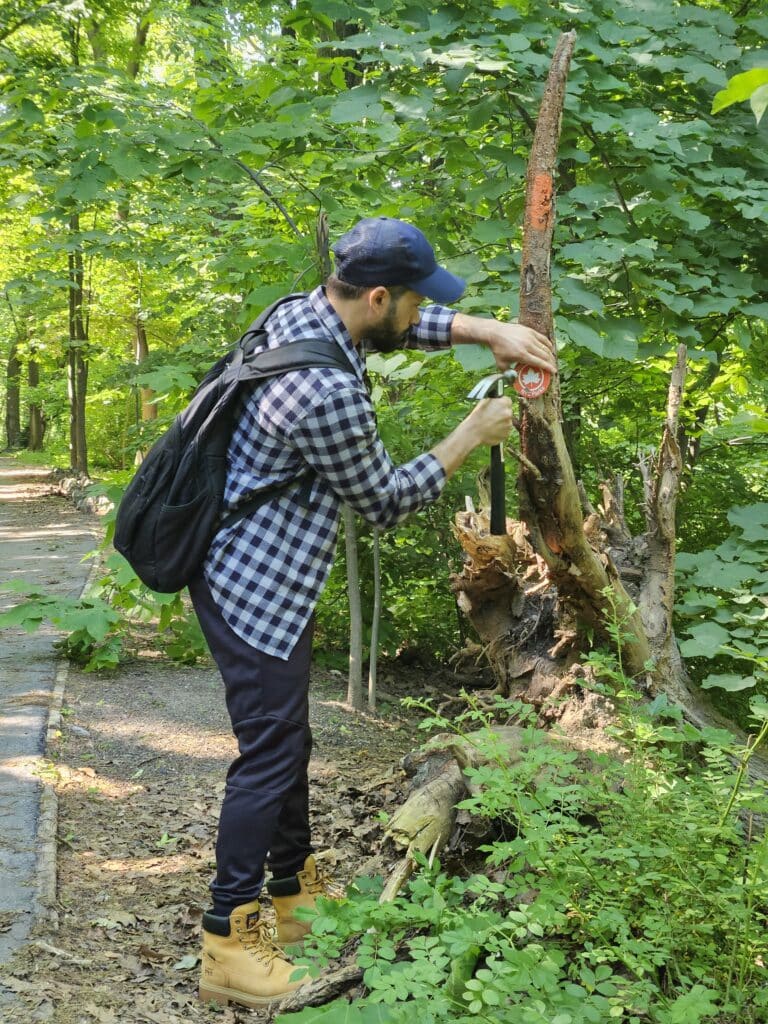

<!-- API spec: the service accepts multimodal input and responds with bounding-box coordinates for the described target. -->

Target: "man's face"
[364,289,423,353]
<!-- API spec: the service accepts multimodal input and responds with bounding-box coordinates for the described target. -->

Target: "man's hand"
[464,396,515,446]
[430,397,514,480]
[452,312,557,374]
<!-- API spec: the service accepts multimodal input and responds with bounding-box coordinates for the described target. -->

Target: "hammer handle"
[490,444,506,535]
[489,377,506,535]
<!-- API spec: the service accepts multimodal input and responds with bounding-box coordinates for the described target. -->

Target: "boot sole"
[199,981,299,1008]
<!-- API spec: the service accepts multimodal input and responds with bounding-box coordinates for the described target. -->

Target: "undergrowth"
[280,669,768,1023]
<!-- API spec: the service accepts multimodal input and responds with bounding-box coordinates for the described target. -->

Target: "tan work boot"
[198,899,307,1008]
[267,855,343,946]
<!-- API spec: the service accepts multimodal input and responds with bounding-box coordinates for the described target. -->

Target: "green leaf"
[559,318,638,361]
[559,318,604,354]
[679,622,731,658]
[275,999,391,1023]
[19,98,45,124]
[451,345,495,372]
[472,219,508,245]
[712,68,768,114]
[751,84,768,124]
[555,277,604,314]
[108,149,147,181]
[727,504,768,543]
[330,88,385,124]
[0,604,45,631]
[498,33,530,53]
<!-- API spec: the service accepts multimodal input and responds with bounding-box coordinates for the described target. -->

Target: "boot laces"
[237,918,284,965]
[305,863,344,899]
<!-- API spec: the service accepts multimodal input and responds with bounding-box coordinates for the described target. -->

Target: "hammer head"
[467,369,517,401]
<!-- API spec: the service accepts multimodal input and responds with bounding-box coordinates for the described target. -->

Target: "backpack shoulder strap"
[238,293,309,352]
[241,338,357,380]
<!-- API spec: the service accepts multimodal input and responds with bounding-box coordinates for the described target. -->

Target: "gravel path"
[0,460,99,1004]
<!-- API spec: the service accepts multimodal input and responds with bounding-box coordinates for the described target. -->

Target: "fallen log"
[379,724,611,902]
[275,964,364,1014]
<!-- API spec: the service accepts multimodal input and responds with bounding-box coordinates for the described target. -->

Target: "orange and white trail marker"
[513,364,551,399]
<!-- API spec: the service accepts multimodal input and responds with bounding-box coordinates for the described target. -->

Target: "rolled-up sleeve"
[288,384,446,529]
[405,304,456,349]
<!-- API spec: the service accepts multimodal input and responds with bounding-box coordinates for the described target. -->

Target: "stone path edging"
[35,556,103,930]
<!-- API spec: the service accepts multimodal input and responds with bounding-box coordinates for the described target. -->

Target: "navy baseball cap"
[332,217,465,304]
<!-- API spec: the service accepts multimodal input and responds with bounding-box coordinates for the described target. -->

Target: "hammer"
[467,369,517,535]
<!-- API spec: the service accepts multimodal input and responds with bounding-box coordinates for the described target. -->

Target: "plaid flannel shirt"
[203,286,456,659]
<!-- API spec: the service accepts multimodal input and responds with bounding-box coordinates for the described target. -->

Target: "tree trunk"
[449,36,646,699]
[451,35,648,692]
[344,504,364,710]
[67,212,89,475]
[368,528,381,711]
[135,310,156,423]
[514,31,649,678]
[316,211,366,711]
[637,345,688,698]
[27,354,45,450]
[188,0,232,83]
[5,340,22,449]
[4,290,24,449]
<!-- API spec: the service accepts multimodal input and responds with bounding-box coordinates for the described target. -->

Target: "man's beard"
[362,306,409,353]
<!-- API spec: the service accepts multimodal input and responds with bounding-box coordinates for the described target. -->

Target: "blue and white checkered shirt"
[203,286,455,659]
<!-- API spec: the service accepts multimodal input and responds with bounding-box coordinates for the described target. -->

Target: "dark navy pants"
[188,576,315,915]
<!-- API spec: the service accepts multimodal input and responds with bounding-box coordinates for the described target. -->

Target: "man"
[192,217,556,1009]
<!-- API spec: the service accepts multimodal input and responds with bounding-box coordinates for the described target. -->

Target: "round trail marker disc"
[513,364,551,399]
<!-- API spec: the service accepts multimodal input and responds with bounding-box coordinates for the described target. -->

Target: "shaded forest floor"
[3,644,446,1023]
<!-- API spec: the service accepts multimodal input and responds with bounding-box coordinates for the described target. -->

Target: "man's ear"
[367,286,390,314]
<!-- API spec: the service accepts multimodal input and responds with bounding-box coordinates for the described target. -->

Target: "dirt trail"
[0,467,428,1023]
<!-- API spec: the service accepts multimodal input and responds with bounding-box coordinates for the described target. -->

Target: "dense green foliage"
[1,0,766,667]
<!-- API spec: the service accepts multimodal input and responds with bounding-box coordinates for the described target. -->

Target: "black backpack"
[113,294,356,593]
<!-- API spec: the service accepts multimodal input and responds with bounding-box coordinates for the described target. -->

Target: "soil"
[2,636,455,1024]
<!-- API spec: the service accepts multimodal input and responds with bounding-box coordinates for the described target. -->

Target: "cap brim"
[410,265,465,304]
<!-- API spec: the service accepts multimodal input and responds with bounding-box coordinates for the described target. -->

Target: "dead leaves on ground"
[2,664,419,1024]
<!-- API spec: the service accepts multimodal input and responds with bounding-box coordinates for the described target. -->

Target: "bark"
[275,965,364,1013]
[4,291,23,448]
[135,306,156,424]
[378,725,615,902]
[449,37,767,774]
[513,31,650,677]
[67,213,89,475]
[188,0,232,83]
[368,528,381,711]
[5,340,22,449]
[27,354,45,451]
[120,23,156,451]
[317,212,365,710]
[126,9,152,80]
[637,346,688,700]
[129,263,157,449]
[344,504,364,711]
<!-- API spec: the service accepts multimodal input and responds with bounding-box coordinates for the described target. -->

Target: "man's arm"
[411,305,556,374]
[286,384,514,528]
[451,312,557,374]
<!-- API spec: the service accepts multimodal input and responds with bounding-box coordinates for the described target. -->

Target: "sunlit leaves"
[712,68,768,124]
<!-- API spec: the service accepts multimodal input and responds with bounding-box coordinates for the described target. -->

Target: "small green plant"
[0,580,124,670]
